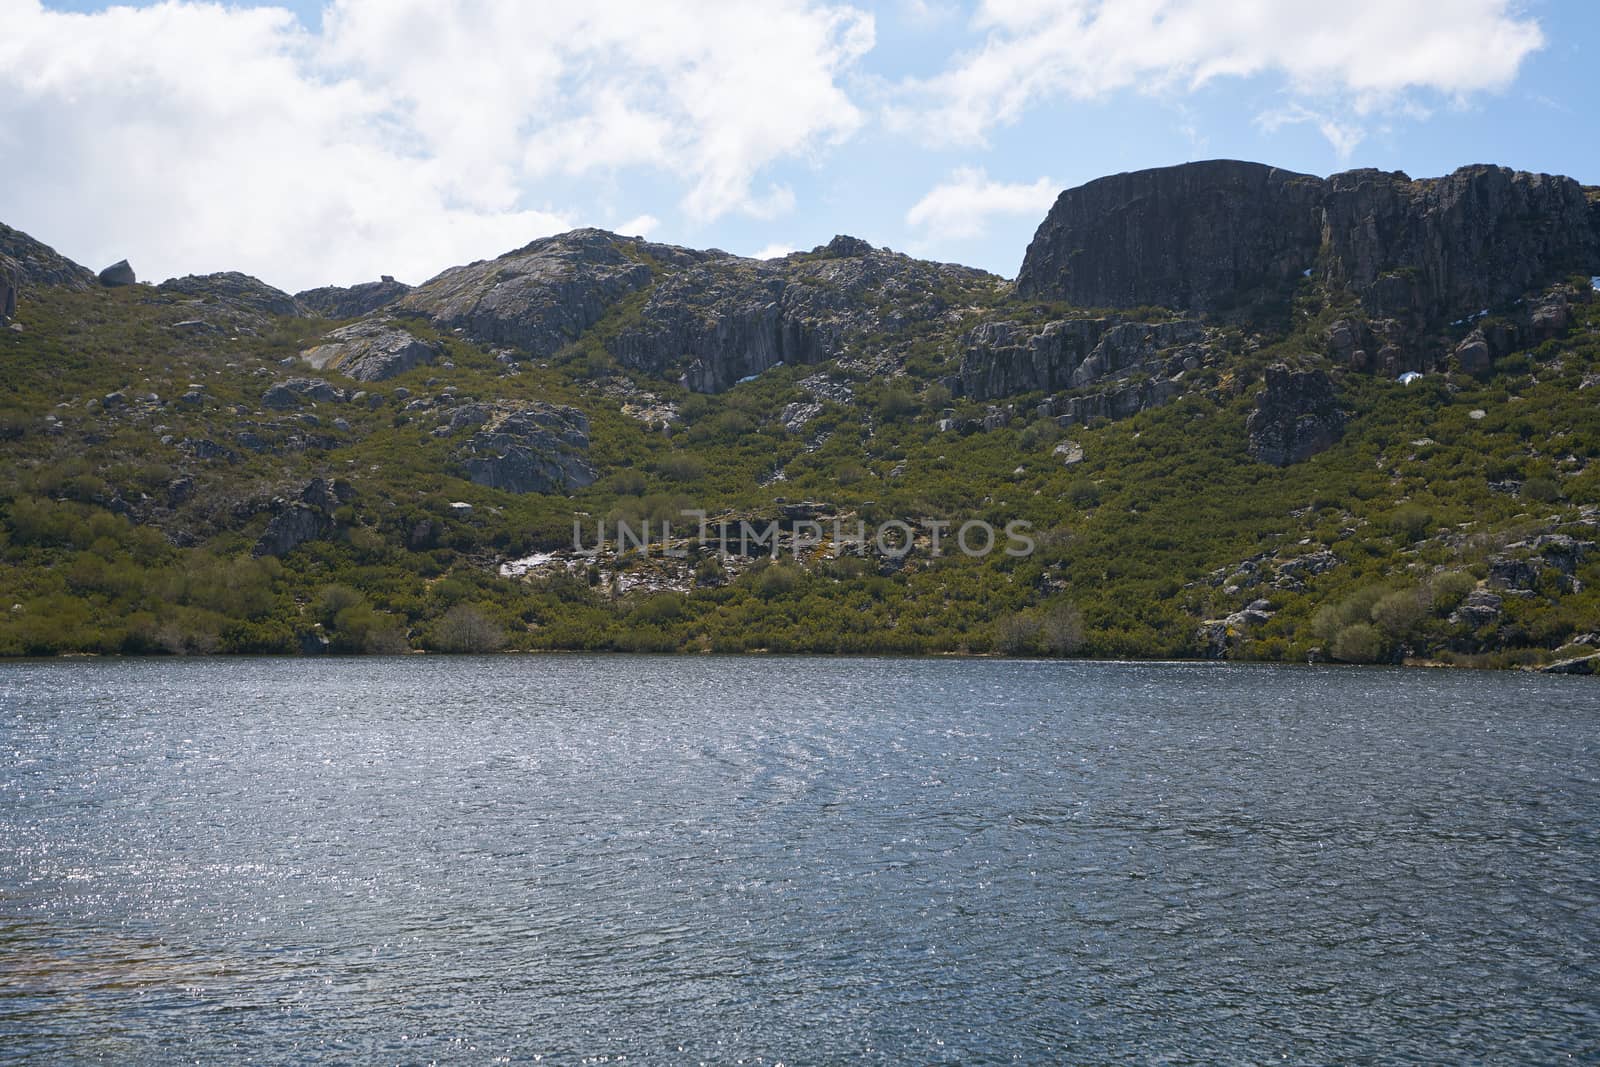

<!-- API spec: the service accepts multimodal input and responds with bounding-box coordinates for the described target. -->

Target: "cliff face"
[1016,161,1326,314]
[1319,166,1598,328]
[958,317,1206,400]
[1018,161,1600,329]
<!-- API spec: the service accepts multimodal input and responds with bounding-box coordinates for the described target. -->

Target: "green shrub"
[1428,572,1476,614]
[1371,589,1425,641]
[1522,476,1561,503]
[429,604,506,653]
[993,611,1039,655]
[1387,505,1433,542]
[1330,623,1384,664]
[656,454,706,482]
[1066,480,1100,508]
[1041,602,1085,656]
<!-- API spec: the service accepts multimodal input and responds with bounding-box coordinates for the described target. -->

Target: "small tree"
[432,604,506,653]
[1330,623,1383,664]
[993,611,1039,655]
[1041,602,1085,656]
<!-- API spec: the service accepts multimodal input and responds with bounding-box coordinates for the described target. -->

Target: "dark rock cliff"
[1018,160,1600,329]
[1318,166,1597,328]
[1017,161,1326,314]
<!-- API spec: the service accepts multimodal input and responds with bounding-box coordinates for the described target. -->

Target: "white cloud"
[1255,103,1367,160]
[751,243,799,260]
[0,0,874,290]
[905,167,1057,240]
[615,215,661,238]
[894,1,1544,151]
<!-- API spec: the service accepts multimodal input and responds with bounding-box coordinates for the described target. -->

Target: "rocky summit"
[1019,160,1600,330]
[0,158,1598,667]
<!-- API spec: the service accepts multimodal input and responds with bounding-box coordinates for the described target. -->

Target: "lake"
[1,657,1596,1062]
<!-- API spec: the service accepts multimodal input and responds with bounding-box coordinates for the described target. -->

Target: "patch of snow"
[1301,268,1313,277]
[1591,276,1600,291]
[1398,371,1424,385]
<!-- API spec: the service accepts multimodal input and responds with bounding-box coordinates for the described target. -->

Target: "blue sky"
[6,1,1595,291]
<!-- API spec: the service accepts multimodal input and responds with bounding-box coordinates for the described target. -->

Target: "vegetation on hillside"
[1,275,1596,667]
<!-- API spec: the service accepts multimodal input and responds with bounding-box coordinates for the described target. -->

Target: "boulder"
[453,402,597,494]
[1488,535,1593,593]
[252,478,354,557]
[1246,364,1345,466]
[959,318,1104,399]
[813,234,874,258]
[1530,296,1570,339]
[295,275,412,318]
[1453,332,1492,374]
[1196,599,1276,658]
[1525,534,1593,575]
[299,318,441,381]
[1450,589,1503,627]
[98,259,136,287]
[780,401,823,433]
[262,377,347,409]
[1488,557,1541,591]
[181,438,236,462]
[1541,652,1600,675]
[1053,440,1085,465]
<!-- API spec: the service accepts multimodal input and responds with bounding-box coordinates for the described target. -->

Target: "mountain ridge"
[1,159,1597,669]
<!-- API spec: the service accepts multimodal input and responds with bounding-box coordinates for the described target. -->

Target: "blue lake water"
[1,657,1597,1063]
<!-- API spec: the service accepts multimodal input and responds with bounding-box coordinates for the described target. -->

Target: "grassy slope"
[0,278,1596,665]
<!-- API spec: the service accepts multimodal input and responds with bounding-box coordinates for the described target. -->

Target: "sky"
[2,0,1595,293]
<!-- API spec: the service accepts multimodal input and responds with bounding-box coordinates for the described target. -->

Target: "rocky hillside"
[1,160,1597,670]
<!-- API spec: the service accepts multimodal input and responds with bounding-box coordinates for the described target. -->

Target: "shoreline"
[6,648,1596,676]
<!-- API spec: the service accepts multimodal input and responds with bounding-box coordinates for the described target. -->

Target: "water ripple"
[0,657,1597,1063]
